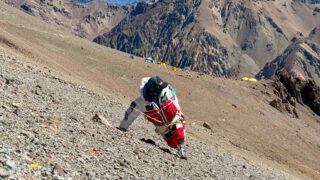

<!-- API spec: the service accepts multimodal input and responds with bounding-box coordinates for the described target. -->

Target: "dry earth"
[0,44,290,179]
[0,2,320,179]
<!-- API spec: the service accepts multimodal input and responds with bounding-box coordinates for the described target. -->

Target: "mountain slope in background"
[300,0,320,4]
[71,0,93,3]
[104,0,148,5]
[72,0,150,5]
[257,26,320,85]
[94,0,320,78]
[1,0,128,40]
[94,0,256,77]
[0,1,319,179]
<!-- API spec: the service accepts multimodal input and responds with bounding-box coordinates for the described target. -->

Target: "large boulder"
[270,70,320,116]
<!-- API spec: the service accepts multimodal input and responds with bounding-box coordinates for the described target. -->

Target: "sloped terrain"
[0,48,291,179]
[267,70,320,116]
[0,1,320,179]
[1,0,128,40]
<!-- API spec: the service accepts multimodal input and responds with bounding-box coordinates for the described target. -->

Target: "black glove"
[117,127,127,132]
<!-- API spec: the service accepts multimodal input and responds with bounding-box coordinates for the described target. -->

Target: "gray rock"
[13,108,21,116]
[32,138,39,145]
[0,167,10,178]
[86,171,95,178]
[5,159,15,170]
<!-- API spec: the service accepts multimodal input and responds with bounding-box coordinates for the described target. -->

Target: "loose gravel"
[0,49,288,179]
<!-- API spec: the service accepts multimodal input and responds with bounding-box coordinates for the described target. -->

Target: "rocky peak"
[93,0,320,78]
[269,69,320,116]
[256,25,320,86]
[93,0,247,77]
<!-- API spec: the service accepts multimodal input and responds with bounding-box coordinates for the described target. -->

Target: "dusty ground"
[0,2,319,179]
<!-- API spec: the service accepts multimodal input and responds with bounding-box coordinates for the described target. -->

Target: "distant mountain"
[300,0,320,4]
[104,0,149,5]
[71,0,149,5]
[94,0,320,77]
[70,0,93,3]
[94,0,246,77]
[1,0,128,40]
[256,26,320,86]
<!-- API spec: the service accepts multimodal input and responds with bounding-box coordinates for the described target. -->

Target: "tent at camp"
[145,57,154,63]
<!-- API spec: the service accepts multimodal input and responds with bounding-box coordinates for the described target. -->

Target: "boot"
[177,143,187,160]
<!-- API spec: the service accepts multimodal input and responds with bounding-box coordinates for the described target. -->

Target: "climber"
[118,76,186,159]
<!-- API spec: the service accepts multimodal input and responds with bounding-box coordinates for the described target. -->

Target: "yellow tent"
[249,78,257,82]
[172,67,177,71]
[241,77,249,81]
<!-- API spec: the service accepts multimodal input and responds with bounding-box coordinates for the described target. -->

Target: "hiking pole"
[132,105,187,159]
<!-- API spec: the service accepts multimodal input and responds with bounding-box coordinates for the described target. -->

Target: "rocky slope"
[1,2,319,179]
[1,0,128,40]
[0,48,290,179]
[256,26,320,86]
[267,69,320,117]
[94,0,320,77]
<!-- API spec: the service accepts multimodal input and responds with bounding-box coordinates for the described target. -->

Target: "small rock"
[86,171,95,178]
[0,167,10,178]
[36,85,42,89]
[5,159,15,170]
[70,116,78,121]
[35,89,41,95]
[52,164,64,176]
[52,175,62,180]
[12,103,21,108]
[5,78,14,85]
[0,156,6,163]
[48,118,60,124]
[203,122,212,129]
[32,138,39,145]
[120,160,125,166]
[13,108,21,116]
[293,108,299,118]
[1,105,8,110]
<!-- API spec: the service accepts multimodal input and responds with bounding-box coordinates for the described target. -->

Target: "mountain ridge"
[257,26,320,85]
[1,0,128,40]
[94,0,320,78]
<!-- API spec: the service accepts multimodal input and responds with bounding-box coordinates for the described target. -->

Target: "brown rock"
[203,122,212,129]
[52,164,64,176]
[269,70,320,116]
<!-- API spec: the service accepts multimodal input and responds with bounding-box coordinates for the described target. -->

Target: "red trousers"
[166,123,185,148]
